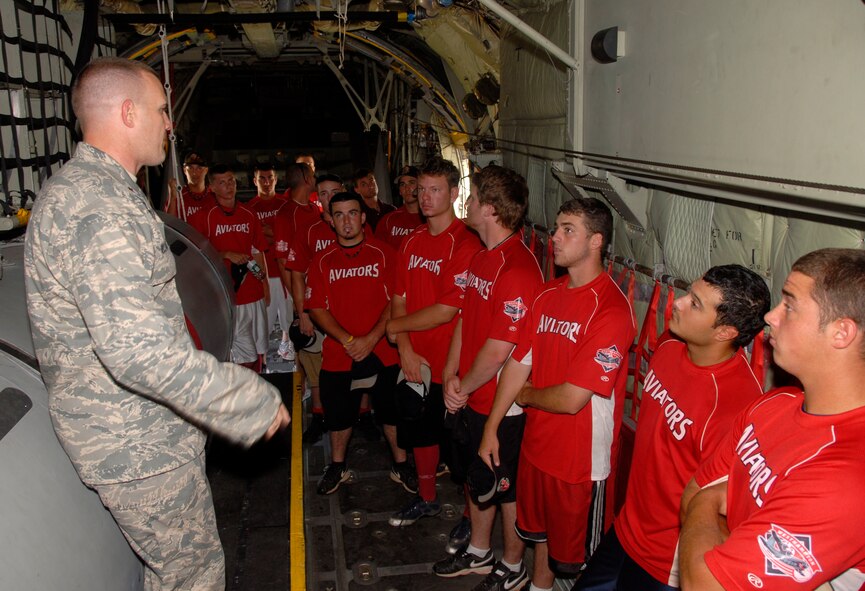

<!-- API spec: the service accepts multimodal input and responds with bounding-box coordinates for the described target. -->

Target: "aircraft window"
[0,388,32,441]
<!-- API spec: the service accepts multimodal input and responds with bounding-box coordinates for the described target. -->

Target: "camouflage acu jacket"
[24,143,281,485]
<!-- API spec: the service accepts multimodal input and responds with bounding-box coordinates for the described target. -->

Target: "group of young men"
[168,141,865,591]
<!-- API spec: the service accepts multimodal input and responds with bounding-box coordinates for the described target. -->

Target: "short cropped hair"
[329,191,364,214]
[351,168,374,184]
[317,173,343,187]
[474,165,528,231]
[792,248,865,330]
[71,57,159,128]
[207,163,233,180]
[557,198,613,253]
[286,162,313,190]
[421,156,460,189]
[253,162,276,174]
[702,265,771,349]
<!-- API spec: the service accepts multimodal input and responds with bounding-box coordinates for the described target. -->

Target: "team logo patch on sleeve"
[594,345,623,372]
[287,248,297,262]
[503,297,528,323]
[758,524,821,583]
[454,270,468,290]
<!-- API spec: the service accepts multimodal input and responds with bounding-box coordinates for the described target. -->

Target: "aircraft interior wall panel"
[646,190,712,281]
[582,0,865,189]
[708,202,772,277]
[771,216,865,304]
[499,1,570,120]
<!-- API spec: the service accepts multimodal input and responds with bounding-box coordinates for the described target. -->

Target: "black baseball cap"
[350,353,384,391]
[466,456,513,504]
[288,321,317,351]
[395,363,431,421]
[397,165,419,183]
[184,152,207,167]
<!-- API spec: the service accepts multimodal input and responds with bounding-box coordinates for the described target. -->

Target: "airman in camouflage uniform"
[23,57,289,591]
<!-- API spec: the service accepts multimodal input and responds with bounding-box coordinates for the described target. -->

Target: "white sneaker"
[278,339,296,361]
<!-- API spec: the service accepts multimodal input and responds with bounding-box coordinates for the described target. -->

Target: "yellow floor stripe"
[289,370,306,590]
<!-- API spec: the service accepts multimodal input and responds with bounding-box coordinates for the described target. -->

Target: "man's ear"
[121,99,135,128]
[449,186,460,205]
[713,324,740,345]
[829,317,860,351]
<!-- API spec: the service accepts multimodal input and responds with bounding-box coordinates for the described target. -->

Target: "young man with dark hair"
[680,248,865,591]
[165,151,214,220]
[306,192,412,494]
[288,173,344,444]
[482,198,636,591]
[386,156,482,526]
[376,165,424,250]
[190,165,270,372]
[352,167,396,231]
[248,162,294,362]
[432,165,543,590]
[575,264,770,591]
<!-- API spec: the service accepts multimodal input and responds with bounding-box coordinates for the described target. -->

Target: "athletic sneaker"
[302,414,327,445]
[445,515,472,554]
[316,463,349,495]
[436,462,450,476]
[471,561,528,591]
[388,496,441,526]
[277,339,295,361]
[390,462,418,494]
[433,547,495,577]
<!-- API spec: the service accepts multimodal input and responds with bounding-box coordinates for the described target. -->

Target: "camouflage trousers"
[94,452,225,591]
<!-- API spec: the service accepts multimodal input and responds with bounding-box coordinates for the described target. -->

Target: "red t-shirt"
[395,218,482,382]
[273,199,323,261]
[188,203,267,305]
[246,194,285,278]
[176,186,215,221]
[375,207,423,250]
[514,272,636,483]
[306,238,400,372]
[461,234,543,415]
[615,338,763,586]
[693,389,865,590]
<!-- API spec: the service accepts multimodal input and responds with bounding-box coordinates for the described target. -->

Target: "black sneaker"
[433,548,495,578]
[445,515,472,554]
[388,496,441,526]
[316,463,349,495]
[390,462,418,494]
[471,561,528,591]
[303,415,327,445]
[357,412,381,442]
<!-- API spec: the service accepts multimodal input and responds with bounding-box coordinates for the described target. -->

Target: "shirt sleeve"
[273,211,291,259]
[489,265,540,345]
[305,253,328,310]
[704,465,865,590]
[285,225,310,272]
[567,305,633,398]
[439,236,480,308]
[67,210,280,446]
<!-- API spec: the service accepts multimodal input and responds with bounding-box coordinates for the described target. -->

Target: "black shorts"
[454,406,525,504]
[320,364,400,431]
[396,382,446,449]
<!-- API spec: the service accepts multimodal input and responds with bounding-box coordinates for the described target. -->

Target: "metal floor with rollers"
[205,335,575,590]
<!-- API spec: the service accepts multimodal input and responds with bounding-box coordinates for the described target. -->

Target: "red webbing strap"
[663,283,675,331]
[606,257,614,274]
[546,236,555,279]
[750,329,766,390]
[626,269,636,325]
[185,315,204,350]
[528,227,537,256]
[629,280,661,420]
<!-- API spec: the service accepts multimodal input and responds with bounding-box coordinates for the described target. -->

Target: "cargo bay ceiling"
[84,0,520,168]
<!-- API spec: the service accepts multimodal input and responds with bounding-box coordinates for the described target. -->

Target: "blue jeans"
[573,525,679,591]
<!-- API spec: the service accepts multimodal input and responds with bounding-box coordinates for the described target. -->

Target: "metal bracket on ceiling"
[320,53,395,131]
[551,166,647,232]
